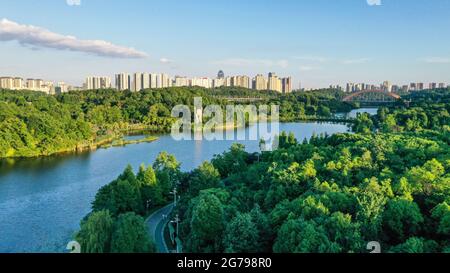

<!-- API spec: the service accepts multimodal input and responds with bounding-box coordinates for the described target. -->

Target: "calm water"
[344,108,379,119]
[0,115,368,252]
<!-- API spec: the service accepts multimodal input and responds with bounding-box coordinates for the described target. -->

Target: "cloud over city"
[0,18,148,59]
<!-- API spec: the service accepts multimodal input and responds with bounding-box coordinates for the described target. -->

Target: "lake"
[0,109,375,253]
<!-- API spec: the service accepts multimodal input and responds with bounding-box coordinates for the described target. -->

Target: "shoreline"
[0,117,355,160]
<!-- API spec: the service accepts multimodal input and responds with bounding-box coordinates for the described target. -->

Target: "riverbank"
[0,108,362,160]
[101,136,159,148]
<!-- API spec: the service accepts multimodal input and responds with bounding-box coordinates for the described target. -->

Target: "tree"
[110,213,156,253]
[352,113,374,134]
[325,212,364,253]
[300,196,329,220]
[381,114,398,132]
[382,199,424,242]
[188,161,221,196]
[153,152,181,195]
[212,143,248,177]
[223,213,259,253]
[76,210,114,253]
[92,183,117,215]
[114,178,143,215]
[273,218,340,253]
[250,205,273,252]
[189,192,225,252]
[138,164,164,206]
[406,159,445,195]
[389,237,438,253]
[431,202,450,236]
[318,105,332,117]
[356,178,387,240]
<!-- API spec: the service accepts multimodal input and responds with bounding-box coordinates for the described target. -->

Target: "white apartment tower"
[115,73,131,90]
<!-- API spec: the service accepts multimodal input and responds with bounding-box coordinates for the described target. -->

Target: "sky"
[0,0,449,89]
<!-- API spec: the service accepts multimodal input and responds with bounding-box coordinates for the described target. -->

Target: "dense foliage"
[78,89,449,253]
[0,87,352,158]
[75,152,182,253]
[176,131,449,253]
[172,95,449,253]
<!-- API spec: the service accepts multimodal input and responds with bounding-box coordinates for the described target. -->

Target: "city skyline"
[2,70,447,95]
[1,0,450,88]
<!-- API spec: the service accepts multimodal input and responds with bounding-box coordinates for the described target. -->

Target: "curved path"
[146,204,174,253]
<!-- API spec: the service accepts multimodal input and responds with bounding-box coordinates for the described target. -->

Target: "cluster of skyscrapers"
[342,81,448,93]
[3,73,447,95]
[0,76,76,94]
[109,71,292,93]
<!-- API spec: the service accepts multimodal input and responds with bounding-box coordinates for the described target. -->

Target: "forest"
[0,87,353,158]
[76,89,450,253]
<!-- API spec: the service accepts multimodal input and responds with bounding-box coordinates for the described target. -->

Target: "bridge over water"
[342,89,402,104]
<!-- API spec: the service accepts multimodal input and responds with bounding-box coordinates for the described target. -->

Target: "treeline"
[0,87,352,158]
[76,152,182,253]
[352,102,449,144]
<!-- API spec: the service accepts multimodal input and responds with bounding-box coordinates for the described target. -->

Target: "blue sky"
[0,0,449,88]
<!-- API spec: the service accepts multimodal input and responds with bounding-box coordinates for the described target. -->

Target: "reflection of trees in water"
[0,152,91,178]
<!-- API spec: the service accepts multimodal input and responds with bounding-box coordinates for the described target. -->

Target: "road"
[146,204,174,253]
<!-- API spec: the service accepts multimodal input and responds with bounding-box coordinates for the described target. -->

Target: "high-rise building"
[150,74,158,88]
[26,79,44,91]
[346,83,354,93]
[417,83,424,90]
[281,77,292,94]
[234,76,251,89]
[115,73,131,90]
[174,76,189,87]
[213,78,225,88]
[429,83,437,89]
[253,74,267,90]
[438,83,446,88]
[191,77,212,88]
[57,82,70,93]
[268,73,282,92]
[133,73,143,91]
[382,81,392,92]
[225,77,232,87]
[0,77,14,89]
[13,77,23,90]
[161,74,171,88]
[217,70,225,79]
[86,76,111,90]
[142,73,150,89]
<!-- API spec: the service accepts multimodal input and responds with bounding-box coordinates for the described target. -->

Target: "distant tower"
[217,70,225,79]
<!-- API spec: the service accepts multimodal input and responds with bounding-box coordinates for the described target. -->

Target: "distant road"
[146,204,174,253]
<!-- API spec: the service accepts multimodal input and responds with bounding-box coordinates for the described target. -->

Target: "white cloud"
[342,58,371,64]
[66,0,81,6]
[367,0,382,6]
[0,18,148,59]
[421,57,450,64]
[160,57,173,64]
[213,58,289,68]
